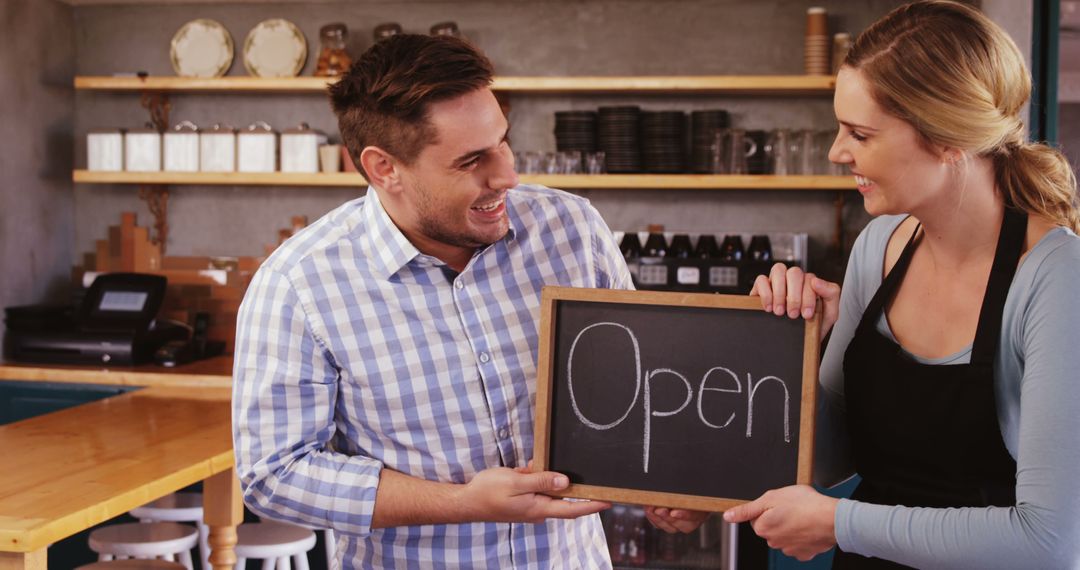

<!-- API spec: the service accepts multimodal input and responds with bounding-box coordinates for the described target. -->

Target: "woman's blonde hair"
[845,0,1079,231]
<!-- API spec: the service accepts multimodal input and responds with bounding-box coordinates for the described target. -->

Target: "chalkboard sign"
[534,287,820,511]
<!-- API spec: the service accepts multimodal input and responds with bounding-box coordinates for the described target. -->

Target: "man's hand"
[458,467,610,524]
[723,485,838,562]
[645,506,710,534]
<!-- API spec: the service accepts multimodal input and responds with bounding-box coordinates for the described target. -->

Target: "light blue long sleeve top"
[816,214,1080,569]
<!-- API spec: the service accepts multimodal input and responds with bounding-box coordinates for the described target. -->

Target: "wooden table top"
[0,356,233,388]
[0,386,233,552]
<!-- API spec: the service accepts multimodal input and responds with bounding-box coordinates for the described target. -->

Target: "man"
[233,34,632,568]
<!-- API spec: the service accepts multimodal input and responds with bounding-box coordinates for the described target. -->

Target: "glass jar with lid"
[314,23,351,77]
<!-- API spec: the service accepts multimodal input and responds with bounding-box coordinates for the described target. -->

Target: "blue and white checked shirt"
[233,184,632,568]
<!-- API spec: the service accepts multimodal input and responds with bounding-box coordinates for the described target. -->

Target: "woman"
[647,1,1080,568]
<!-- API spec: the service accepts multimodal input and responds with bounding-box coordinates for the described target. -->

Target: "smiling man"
[232,34,631,569]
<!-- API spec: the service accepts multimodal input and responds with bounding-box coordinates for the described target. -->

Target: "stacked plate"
[598,106,642,173]
[690,110,730,173]
[641,111,686,173]
[554,111,597,153]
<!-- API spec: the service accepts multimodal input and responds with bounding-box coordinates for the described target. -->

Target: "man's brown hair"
[328,34,495,180]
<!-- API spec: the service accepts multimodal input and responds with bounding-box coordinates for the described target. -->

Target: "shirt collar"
[361,185,521,280]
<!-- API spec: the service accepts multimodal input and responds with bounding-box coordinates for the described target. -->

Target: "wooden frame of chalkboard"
[534,286,820,512]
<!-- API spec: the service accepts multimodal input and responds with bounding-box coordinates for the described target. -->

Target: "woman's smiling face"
[829,67,953,217]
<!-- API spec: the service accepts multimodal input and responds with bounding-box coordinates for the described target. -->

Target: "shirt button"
[479,352,490,363]
[454,280,464,290]
[498,428,509,439]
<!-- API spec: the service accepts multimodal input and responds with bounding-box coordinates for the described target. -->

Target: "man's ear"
[360,146,403,192]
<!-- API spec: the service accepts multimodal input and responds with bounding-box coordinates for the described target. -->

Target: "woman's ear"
[360,146,402,192]
[940,147,964,165]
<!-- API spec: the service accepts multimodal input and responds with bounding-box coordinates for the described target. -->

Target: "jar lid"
[206,123,236,134]
[283,122,323,135]
[244,121,275,133]
[172,120,199,133]
[320,22,347,37]
[373,22,402,40]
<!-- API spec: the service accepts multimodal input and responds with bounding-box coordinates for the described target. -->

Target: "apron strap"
[855,218,922,335]
[970,208,1028,365]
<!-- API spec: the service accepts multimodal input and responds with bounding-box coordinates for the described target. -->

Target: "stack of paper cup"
[832,32,852,74]
[805,7,830,75]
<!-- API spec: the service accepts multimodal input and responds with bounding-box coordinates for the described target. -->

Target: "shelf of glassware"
[73,75,836,95]
[72,170,856,190]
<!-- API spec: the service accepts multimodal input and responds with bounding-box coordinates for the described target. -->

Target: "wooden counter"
[0,386,241,570]
[0,356,233,388]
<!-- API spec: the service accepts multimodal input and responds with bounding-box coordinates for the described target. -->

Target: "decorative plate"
[170,19,234,78]
[242,18,307,78]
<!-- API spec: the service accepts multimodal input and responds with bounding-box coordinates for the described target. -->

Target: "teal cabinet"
[0,380,137,425]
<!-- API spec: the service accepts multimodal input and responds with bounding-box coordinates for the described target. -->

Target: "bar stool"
[88,522,199,570]
[129,492,209,570]
[77,560,186,569]
[324,528,337,569]
[234,521,316,570]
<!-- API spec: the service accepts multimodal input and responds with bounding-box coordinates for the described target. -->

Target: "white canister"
[280,123,328,173]
[237,121,277,173]
[200,123,236,172]
[87,128,123,171]
[163,120,200,172]
[124,125,161,172]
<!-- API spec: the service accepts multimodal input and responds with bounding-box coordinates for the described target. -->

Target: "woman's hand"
[644,506,709,534]
[751,263,841,339]
[723,485,839,562]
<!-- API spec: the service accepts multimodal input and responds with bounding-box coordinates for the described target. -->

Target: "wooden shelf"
[74,75,836,95]
[73,169,366,187]
[73,170,856,190]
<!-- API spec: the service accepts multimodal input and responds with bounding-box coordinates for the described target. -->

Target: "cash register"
[4,273,189,365]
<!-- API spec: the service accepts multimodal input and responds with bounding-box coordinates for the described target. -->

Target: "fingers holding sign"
[644,506,710,534]
[751,263,842,340]
[723,485,839,562]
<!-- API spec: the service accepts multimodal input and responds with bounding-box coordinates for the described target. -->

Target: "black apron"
[832,209,1027,570]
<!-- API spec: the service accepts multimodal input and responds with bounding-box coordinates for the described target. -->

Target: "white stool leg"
[278,556,291,570]
[179,548,194,570]
[199,521,210,570]
[260,559,275,570]
[323,529,335,569]
[294,552,310,570]
[234,557,246,570]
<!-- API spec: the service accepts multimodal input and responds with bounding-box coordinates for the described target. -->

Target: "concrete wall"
[0,0,76,348]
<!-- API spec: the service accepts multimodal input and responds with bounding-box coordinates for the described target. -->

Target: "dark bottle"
[747,234,773,262]
[667,234,693,258]
[638,224,669,289]
[741,234,775,293]
[619,232,643,287]
[668,234,700,290]
[719,234,745,262]
[694,234,720,259]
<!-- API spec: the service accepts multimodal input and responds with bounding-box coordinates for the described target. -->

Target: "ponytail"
[994,143,1080,232]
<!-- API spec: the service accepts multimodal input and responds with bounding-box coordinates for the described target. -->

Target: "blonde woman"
[648,1,1080,568]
